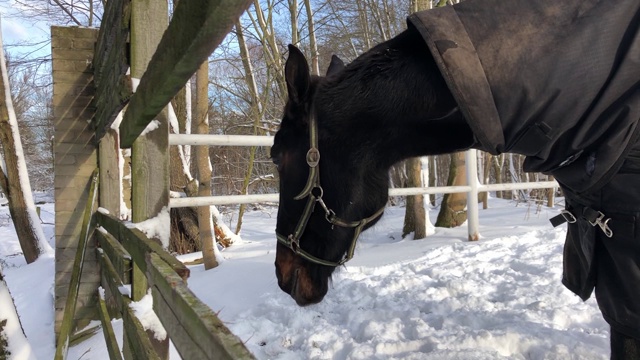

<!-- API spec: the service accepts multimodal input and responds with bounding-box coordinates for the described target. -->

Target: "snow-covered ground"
[0,196,610,359]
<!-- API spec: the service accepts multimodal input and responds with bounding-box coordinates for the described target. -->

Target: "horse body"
[273,0,640,356]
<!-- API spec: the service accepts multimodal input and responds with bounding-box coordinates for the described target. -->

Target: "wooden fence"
[53,0,257,358]
[94,211,254,359]
[54,168,253,359]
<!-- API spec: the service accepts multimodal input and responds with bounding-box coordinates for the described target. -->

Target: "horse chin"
[275,245,330,306]
[289,266,328,306]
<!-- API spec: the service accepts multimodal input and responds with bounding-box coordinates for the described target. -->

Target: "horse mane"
[313,28,459,169]
[319,29,454,125]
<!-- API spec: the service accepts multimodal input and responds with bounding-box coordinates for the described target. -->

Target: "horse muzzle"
[275,245,328,306]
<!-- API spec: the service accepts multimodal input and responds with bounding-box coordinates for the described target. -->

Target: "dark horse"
[271,0,640,358]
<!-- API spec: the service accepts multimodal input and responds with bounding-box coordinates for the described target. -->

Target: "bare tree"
[303,0,320,75]
[402,0,429,239]
[0,32,51,263]
[195,62,219,270]
[6,55,53,192]
[234,19,266,235]
[0,0,104,26]
[435,152,467,227]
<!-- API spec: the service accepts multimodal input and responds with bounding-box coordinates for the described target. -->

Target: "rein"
[276,115,385,267]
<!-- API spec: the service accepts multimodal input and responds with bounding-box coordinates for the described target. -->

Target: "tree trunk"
[0,36,49,264]
[402,158,426,239]
[288,0,299,46]
[435,152,467,227]
[355,0,372,50]
[480,151,491,209]
[303,0,320,75]
[428,155,436,206]
[250,0,287,101]
[411,0,430,12]
[369,0,389,41]
[547,175,555,207]
[169,82,202,254]
[234,19,263,235]
[402,0,430,239]
[492,154,504,198]
[195,62,219,270]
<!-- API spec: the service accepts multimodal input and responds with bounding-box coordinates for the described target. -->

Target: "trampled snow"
[0,197,610,359]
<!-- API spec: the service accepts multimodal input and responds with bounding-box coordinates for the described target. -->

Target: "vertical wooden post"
[130,0,169,299]
[99,129,122,218]
[129,0,170,358]
[52,25,100,337]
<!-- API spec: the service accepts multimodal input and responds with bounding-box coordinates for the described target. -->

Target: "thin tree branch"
[50,0,83,25]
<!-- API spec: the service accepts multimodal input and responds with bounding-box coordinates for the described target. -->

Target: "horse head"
[271,45,388,306]
[272,33,471,305]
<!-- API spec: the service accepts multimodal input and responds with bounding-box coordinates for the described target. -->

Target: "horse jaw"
[275,243,330,306]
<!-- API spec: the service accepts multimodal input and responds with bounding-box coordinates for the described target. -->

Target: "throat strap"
[276,202,385,267]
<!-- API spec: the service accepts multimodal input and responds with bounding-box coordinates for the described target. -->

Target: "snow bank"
[0,266,36,360]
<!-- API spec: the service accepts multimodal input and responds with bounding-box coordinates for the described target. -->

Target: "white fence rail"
[169,134,559,240]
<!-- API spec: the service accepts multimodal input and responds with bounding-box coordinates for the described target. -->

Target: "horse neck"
[317,29,474,171]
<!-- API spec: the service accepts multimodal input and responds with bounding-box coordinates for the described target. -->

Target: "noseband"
[276,115,385,267]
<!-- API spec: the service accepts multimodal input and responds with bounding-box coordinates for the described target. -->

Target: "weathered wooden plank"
[95,212,190,281]
[130,260,147,305]
[97,290,124,360]
[119,0,252,147]
[122,300,162,360]
[93,0,132,139]
[97,246,160,360]
[69,324,100,346]
[97,248,127,315]
[55,169,99,359]
[96,229,131,284]
[99,129,123,219]
[147,253,255,360]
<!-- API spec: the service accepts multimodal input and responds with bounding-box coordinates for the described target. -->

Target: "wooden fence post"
[129,0,170,357]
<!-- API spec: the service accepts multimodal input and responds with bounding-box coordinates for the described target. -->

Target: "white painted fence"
[169,134,559,240]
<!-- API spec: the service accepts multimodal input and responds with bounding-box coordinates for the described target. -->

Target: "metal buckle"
[588,211,614,238]
[561,210,577,224]
[306,148,320,167]
[288,234,300,251]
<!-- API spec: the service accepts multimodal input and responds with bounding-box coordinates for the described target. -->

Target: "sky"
[0,3,51,59]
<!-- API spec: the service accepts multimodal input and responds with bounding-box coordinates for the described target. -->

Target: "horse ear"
[285,44,310,105]
[326,55,345,76]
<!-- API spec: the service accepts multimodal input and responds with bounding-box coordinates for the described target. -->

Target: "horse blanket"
[409,0,640,339]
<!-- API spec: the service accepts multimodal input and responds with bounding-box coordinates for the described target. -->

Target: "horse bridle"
[275,115,385,267]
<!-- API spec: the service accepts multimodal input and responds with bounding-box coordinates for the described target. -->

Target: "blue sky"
[0,4,51,58]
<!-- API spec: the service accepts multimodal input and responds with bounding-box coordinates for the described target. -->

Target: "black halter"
[276,115,385,267]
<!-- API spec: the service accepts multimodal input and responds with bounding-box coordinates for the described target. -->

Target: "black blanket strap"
[550,206,614,238]
[549,210,576,227]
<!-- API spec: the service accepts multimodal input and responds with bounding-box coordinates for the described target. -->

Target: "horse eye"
[271,155,282,169]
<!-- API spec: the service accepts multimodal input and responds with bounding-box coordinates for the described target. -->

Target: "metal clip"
[588,211,613,238]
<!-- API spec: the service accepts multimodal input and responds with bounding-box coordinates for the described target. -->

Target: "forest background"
[0,0,555,253]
